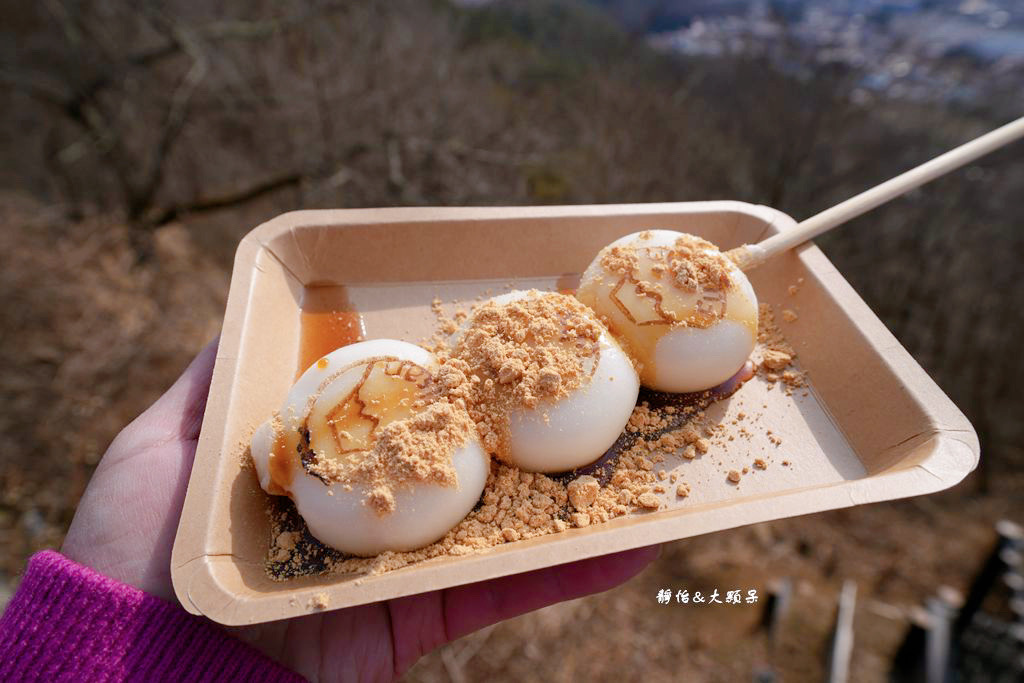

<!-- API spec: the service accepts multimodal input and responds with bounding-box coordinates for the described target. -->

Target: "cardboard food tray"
[171,202,978,626]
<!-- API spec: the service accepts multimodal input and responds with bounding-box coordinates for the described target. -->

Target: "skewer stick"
[728,115,1024,271]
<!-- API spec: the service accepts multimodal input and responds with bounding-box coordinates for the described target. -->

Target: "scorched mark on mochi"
[322,359,432,455]
[297,426,330,485]
[607,245,728,330]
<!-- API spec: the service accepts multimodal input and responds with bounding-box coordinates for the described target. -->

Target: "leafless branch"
[128,15,210,219]
[146,172,303,227]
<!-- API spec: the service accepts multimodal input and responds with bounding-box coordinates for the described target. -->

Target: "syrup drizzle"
[297,286,365,378]
[555,360,756,485]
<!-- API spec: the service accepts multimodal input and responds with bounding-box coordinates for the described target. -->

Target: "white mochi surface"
[470,291,640,473]
[578,230,758,393]
[250,339,489,556]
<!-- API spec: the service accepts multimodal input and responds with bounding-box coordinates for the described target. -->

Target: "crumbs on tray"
[264,291,807,580]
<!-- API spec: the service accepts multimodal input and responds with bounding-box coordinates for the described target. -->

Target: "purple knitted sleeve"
[0,551,302,682]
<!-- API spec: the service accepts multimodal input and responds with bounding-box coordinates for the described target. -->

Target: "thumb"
[127,337,220,448]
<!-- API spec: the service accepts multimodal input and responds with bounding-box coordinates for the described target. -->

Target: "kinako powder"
[261,290,805,579]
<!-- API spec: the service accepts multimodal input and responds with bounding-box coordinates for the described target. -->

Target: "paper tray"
[171,202,978,626]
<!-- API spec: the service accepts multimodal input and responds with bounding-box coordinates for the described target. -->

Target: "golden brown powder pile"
[598,233,733,330]
[269,529,299,563]
[290,367,476,516]
[266,443,675,578]
[321,402,474,515]
[439,290,604,462]
[627,402,713,459]
[598,244,640,278]
[423,298,469,353]
[665,233,733,293]
[602,233,731,293]
[755,303,806,393]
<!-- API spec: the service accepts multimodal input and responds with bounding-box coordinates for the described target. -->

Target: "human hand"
[63,339,660,681]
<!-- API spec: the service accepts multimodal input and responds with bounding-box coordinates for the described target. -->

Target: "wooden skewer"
[727,115,1024,271]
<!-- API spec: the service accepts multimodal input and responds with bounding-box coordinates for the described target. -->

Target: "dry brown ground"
[0,194,226,585]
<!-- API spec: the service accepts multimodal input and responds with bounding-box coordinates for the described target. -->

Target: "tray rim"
[171,202,978,625]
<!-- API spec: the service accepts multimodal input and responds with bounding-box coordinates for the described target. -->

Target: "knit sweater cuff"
[0,551,301,681]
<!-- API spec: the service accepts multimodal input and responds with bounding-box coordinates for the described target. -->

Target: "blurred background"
[2,0,1023,680]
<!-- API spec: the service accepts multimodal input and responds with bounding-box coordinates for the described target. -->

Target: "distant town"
[594,0,1024,109]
